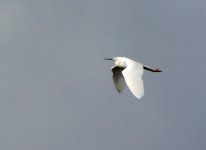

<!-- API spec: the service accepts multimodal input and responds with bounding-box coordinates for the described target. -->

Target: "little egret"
[105,57,162,99]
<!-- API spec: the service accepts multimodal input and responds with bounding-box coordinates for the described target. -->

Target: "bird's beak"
[104,58,113,60]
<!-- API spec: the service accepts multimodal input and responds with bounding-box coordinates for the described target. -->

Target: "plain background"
[0,0,206,150]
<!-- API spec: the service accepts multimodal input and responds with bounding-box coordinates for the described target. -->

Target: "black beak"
[104,58,113,60]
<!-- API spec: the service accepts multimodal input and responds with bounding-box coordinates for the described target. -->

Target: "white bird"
[105,57,162,99]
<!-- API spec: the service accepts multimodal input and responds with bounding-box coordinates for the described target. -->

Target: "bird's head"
[104,57,127,68]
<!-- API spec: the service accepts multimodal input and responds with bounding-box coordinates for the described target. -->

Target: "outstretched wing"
[111,66,126,93]
[122,61,144,99]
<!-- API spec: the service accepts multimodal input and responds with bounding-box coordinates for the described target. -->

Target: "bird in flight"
[105,57,162,99]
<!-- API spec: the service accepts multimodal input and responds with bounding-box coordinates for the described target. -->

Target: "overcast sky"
[0,0,206,150]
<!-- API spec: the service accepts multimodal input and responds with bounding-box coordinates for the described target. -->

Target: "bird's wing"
[122,62,144,99]
[111,66,126,93]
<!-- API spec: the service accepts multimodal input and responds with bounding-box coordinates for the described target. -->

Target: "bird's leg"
[143,66,162,72]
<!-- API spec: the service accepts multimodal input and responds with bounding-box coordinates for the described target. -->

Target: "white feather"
[105,56,161,99]
[122,64,144,99]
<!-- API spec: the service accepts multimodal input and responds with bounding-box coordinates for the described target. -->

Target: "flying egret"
[105,57,162,99]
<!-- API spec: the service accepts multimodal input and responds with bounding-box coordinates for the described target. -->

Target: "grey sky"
[0,0,206,150]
